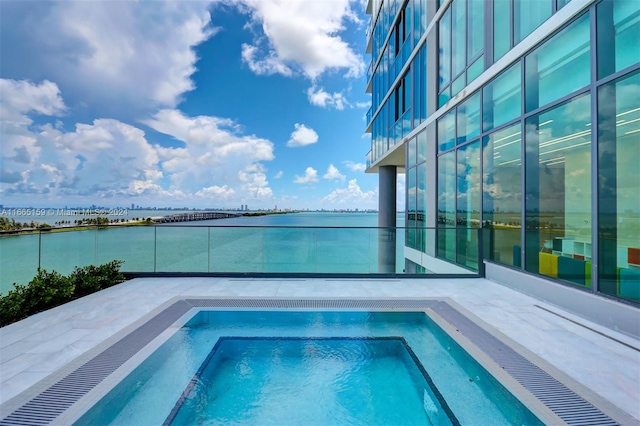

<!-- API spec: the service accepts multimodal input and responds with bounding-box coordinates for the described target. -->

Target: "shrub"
[0,260,125,327]
[22,269,75,315]
[70,260,124,298]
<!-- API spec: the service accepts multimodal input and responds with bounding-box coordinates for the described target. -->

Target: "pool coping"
[0,297,635,426]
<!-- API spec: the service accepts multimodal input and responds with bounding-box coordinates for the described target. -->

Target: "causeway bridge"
[154,212,242,223]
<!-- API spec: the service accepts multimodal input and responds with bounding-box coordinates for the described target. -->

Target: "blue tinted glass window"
[438,109,456,152]
[483,63,522,132]
[524,93,592,286]
[514,0,552,43]
[525,13,590,112]
[597,0,640,79]
[457,92,481,144]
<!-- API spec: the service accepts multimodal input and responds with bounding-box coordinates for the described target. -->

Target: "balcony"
[0,226,485,289]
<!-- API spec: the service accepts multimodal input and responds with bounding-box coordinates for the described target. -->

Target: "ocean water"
[0,212,405,294]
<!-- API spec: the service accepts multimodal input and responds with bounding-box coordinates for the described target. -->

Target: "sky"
[0,0,405,210]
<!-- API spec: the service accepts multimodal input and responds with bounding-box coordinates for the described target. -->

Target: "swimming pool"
[75,310,544,425]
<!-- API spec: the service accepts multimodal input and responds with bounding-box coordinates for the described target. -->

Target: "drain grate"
[187,298,437,310]
[0,300,192,426]
[431,302,619,426]
[0,298,623,425]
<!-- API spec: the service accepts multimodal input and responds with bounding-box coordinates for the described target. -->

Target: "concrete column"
[378,166,397,273]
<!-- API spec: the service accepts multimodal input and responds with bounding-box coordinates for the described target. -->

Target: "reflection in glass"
[439,7,452,88]
[452,0,466,77]
[407,167,417,249]
[597,0,640,79]
[457,92,481,144]
[438,151,456,261]
[483,123,522,267]
[417,129,427,163]
[524,93,592,287]
[438,109,456,152]
[456,141,481,269]
[493,0,511,62]
[408,136,417,167]
[514,0,552,43]
[525,13,590,112]
[483,63,521,132]
[597,71,640,303]
[468,0,484,61]
[417,162,427,252]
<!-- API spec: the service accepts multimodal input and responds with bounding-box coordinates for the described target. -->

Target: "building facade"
[365,0,639,305]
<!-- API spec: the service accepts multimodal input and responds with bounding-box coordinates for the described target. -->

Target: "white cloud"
[321,179,376,208]
[0,79,66,123]
[142,109,275,194]
[274,170,283,179]
[343,161,366,172]
[397,173,406,211]
[355,101,371,108]
[293,167,318,184]
[287,123,318,147]
[323,164,346,182]
[238,163,273,199]
[1,80,278,207]
[306,85,349,110]
[195,185,235,199]
[240,43,294,77]
[2,2,216,113]
[238,0,364,79]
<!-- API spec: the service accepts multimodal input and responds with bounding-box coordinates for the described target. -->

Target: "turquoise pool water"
[76,311,543,425]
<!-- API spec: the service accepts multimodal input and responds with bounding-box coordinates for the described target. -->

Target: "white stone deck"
[1,277,638,423]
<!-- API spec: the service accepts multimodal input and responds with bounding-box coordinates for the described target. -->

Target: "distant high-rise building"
[364,0,639,304]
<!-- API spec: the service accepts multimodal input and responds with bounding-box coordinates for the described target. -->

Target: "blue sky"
[0,0,404,210]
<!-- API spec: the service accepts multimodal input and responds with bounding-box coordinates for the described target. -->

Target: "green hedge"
[0,260,125,327]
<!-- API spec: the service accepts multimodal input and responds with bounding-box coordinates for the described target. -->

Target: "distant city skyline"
[0,1,405,211]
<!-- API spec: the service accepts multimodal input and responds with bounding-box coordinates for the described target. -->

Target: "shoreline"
[0,211,300,236]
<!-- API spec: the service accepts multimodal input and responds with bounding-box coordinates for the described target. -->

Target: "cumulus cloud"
[0,1,216,115]
[321,179,376,208]
[0,79,66,123]
[274,170,283,179]
[323,164,346,182]
[238,0,364,79]
[307,85,349,110]
[343,161,366,172]
[293,167,319,184]
[0,80,277,206]
[241,43,294,77]
[195,185,235,199]
[142,109,275,196]
[286,123,318,147]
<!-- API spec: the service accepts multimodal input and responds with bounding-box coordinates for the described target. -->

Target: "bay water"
[0,212,405,294]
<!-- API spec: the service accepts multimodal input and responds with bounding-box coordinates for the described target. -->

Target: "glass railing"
[366,106,373,127]
[0,225,483,293]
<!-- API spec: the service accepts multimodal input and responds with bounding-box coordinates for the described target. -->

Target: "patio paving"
[0,277,638,423]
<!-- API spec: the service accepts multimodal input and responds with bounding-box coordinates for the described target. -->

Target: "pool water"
[76,311,543,425]
[167,337,456,425]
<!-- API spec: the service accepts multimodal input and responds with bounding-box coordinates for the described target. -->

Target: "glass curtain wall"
[483,124,522,267]
[456,141,481,269]
[438,0,486,106]
[524,94,592,287]
[437,152,456,261]
[595,0,640,303]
